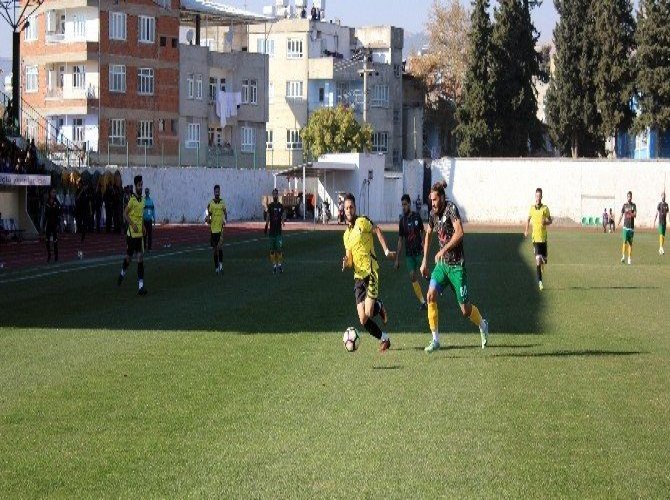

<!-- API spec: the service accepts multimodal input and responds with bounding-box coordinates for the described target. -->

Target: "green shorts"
[430,262,469,305]
[269,235,283,252]
[622,227,634,244]
[659,224,666,237]
[405,254,422,272]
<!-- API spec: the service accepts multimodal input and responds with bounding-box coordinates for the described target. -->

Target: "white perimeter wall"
[117,167,276,223]
[403,158,670,227]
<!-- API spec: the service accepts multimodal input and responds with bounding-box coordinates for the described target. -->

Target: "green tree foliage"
[489,0,543,156]
[634,0,670,142]
[546,0,604,157]
[300,106,372,159]
[593,0,636,152]
[456,0,494,157]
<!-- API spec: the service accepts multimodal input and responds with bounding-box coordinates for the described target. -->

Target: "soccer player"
[43,187,61,263]
[264,188,285,274]
[524,187,552,290]
[420,181,488,353]
[206,185,227,274]
[617,191,636,264]
[117,175,147,295]
[394,193,427,310]
[654,192,668,255]
[341,193,396,352]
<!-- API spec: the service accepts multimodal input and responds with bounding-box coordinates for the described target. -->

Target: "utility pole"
[0,1,45,134]
[358,49,375,123]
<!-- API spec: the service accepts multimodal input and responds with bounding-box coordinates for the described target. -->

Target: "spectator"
[93,184,103,233]
[602,208,609,233]
[104,183,114,233]
[608,208,615,232]
[143,187,155,251]
[311,5,317,19]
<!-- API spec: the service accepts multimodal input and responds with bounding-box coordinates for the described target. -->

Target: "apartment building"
[20,0,268,168]
[248,17,403,170]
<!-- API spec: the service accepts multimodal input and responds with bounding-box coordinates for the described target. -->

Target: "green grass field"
[1,227,669,498]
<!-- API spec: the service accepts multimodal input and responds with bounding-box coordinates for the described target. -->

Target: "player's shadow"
[0,231,543,335]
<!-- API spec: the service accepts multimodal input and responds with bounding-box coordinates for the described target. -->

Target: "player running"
[654,192,668,255]
[341,193,396,352]
[524,187,552,291]
[206,185,227,274]
[264,188,285,274]
[117,175,147,295]
[420,181,488,353]
[394,193,427,310]
[617,191,636,265]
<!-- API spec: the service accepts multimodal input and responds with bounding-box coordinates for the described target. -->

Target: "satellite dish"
[186,30,194,44]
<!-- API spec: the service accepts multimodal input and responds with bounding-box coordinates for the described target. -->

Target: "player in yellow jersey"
[206,185,228,274]
[341,193,396,352]
[524,187,552,290]
[117,175,147,295]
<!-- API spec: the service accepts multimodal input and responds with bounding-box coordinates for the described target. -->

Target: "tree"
[489,0,544,156]
[634,0,670,153]
[300,106,372,159]
[406,0,470,155]
[456,0,494,157]
[593,0,636,155]
[546,0,604,157]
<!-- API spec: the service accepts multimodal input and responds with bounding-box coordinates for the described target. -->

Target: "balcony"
[45,86,98,101]
[45,32,66,44]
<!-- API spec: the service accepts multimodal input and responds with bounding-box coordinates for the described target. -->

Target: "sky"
[0,0,561,59]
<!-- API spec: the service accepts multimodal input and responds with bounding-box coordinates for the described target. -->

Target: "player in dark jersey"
[42,187,61,263]
[654,192,668,255]
[264,188,285,274]
[420,181,489,353]
[617,190,636,265]
[395,194,427,309]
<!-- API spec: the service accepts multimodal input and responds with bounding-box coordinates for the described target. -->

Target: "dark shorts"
[210,232,221,248]
[354,269,379,304]
[126,236,144,257]
[533,242,548,262]
[45,226,58,243]
[269,234,283,252]
[659,224,666,237]
[622,228,634,244]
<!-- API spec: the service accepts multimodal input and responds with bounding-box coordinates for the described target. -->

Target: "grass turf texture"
[1,228,669,497]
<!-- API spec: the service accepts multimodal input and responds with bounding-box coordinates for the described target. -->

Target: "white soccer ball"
[343,326,360,352]
[77,250,83,260]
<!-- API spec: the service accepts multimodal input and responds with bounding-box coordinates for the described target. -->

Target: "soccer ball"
[77,250,83,260]
[343,327,360,352]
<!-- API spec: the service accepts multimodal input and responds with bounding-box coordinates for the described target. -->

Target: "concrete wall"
[403,158,670,227]
[115,166,275,223]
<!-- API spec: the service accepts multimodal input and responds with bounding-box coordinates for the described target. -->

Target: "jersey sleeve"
[448,203,461,222]
[358,216,373,233]
[207,201,212,214]
[544,206,551,219]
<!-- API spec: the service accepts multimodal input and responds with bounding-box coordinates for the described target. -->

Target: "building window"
[25,66,38,93]
[286,129,302,150]
[393,64,401,78]
[24,15,37,41]
[109,65,126,93]
[137,68,154,95]
[287,38,303,59]
[72,65,85,89]
[138,16,155,44]
[109,12,127,40]
[73,118,85,143]
[393,108,400,124]
[109,119,126,146]
[171,37,178,48]
[257,38,275,56]
[392,148,400,166]
[286,80,303,100]
[242,79,257,105]
[195,74,203,100]
[241,127,256,153]
[209,77,217,101]
[371,85,389,108]
[160,36,167,47]
[372,132,388,153]
[186,122,200,149]
[137,120,154,146]
[266,129,273,150]
[73,15,86,39]
[187,74,194,99]
[208,127,223,146]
